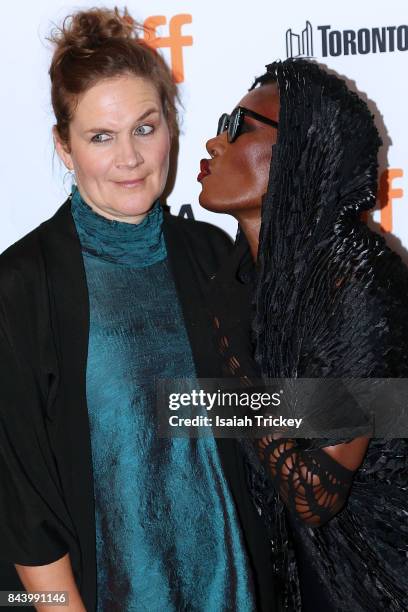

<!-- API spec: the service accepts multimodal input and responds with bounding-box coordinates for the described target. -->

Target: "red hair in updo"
[49,7,178,146]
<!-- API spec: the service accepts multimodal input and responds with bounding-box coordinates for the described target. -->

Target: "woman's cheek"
[251,144,273,193]
[155,139,171,183]
[74,146,110,179]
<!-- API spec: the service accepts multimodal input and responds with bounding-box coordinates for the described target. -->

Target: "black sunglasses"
[217,106,279,143]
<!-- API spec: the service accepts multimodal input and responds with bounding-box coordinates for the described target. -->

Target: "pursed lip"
[197,159,211,182]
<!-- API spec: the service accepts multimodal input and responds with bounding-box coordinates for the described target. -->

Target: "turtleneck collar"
[70,186,167,267]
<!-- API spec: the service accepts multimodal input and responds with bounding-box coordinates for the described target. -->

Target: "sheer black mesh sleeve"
[258,436,355,526]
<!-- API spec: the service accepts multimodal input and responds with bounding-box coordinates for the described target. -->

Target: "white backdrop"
[1,1,407,258]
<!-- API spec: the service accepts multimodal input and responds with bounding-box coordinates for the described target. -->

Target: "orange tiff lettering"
[378,168,404,233]
[143,15,193,83]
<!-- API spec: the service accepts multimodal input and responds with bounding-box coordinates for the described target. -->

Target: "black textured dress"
[211,59,408,612]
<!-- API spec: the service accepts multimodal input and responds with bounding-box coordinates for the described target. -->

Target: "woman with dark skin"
[199,59,408,611]
[200,79,368,470]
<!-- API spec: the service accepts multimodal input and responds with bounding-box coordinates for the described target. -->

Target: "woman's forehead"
[70,75,162,129]
[237,83,279,123]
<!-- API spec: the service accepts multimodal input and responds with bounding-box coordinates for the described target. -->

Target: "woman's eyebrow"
[136,107,160,121]
[85,109,160,134]
[86,127,115,134]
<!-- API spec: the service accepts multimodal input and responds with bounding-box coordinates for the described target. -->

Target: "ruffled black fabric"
[258,437,354,526]
[246,59,408,611]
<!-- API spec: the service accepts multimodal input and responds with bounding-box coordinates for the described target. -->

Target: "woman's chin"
[198,191,228,214]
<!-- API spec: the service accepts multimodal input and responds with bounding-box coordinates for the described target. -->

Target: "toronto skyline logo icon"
[286,21,314,58]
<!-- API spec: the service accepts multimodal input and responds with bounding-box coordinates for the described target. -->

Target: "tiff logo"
[376,168,404,233]
[286,21,313,58]
[143,14,193,83]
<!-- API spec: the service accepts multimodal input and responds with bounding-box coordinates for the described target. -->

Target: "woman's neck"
[235,212,261,261]
[70,186,166,267]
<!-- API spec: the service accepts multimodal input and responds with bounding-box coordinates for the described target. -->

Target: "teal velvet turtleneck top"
[71,188,255,611]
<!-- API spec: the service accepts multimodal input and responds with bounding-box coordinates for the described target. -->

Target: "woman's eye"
[135,124,154,136]
[240,121,254,135]
[91,133,112,143]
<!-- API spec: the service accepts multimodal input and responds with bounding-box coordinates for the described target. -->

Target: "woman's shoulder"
[0,225,45,292]
[0,201,71,297]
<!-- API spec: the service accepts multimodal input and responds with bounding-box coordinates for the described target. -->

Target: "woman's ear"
[53,126,74,171]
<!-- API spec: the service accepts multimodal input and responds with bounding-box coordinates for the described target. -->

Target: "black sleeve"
[258,436,355,526]
[0,312,70,565]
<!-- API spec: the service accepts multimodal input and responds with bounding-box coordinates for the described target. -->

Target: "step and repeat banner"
[2,1,407,258]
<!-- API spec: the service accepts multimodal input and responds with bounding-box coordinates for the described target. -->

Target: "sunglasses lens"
[228,108,241,143]
[217,113,229,136]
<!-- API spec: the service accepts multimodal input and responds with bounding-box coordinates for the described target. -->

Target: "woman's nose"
[206,132,226,158]
[115,138,143,169]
